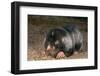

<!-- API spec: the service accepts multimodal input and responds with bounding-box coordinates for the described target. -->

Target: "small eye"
[55,40,59,45]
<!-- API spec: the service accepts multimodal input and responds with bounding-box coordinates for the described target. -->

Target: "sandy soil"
[28,50,88,61]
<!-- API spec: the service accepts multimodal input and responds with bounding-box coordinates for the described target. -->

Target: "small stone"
[74,51,79,55]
